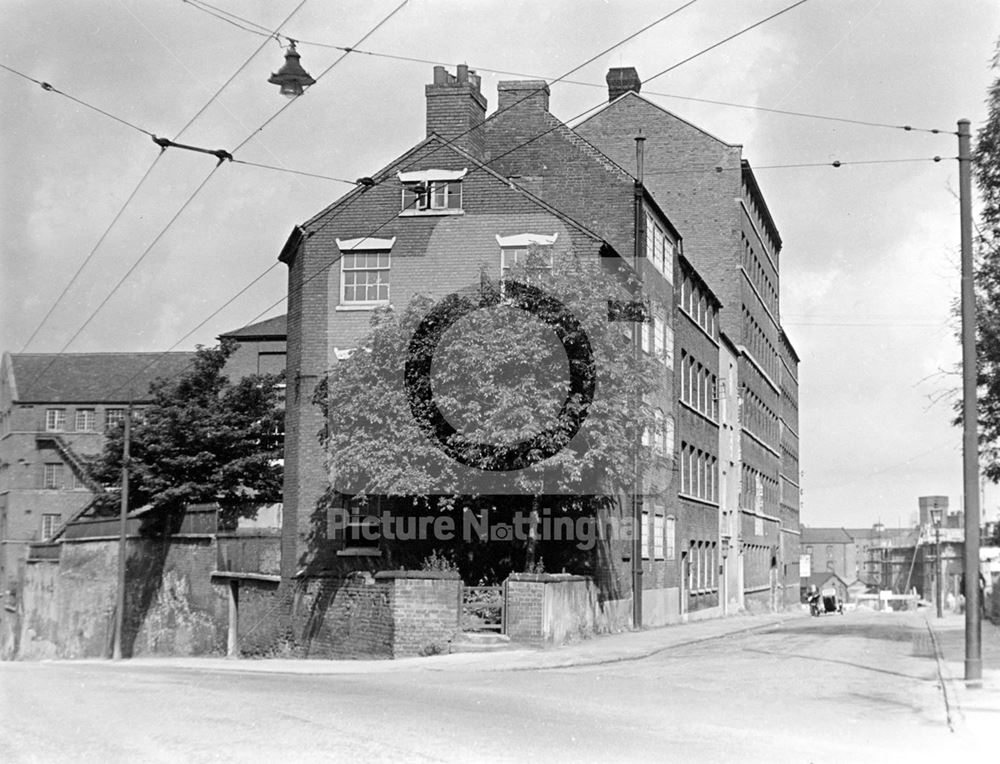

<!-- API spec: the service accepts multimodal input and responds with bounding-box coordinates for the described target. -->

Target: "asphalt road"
[0,614,990,763]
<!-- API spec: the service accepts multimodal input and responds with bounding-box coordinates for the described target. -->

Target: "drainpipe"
[632,134,646,630]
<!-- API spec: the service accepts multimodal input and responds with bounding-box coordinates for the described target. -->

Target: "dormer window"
[337,237,395,307]
[497,233,557,287]
[398,168,467,215]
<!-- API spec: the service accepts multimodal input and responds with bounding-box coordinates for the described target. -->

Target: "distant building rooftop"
[219,314,287,340]
[5,352,197,404]
[801,527,854,545]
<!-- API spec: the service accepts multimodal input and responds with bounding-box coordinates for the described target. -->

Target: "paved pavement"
[912,610,1000,737]
[64,609,803,675]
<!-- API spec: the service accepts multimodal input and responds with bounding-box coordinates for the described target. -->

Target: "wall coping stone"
[374,570,461,581]
[507,573,593,583]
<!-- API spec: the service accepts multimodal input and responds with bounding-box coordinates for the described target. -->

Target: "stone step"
[449,632,513,653]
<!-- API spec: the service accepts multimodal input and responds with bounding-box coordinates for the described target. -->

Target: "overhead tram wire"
[0,62,155,137]
[20,165,224,396]
[306,0,704,241]
[255,0,928,364]
[116,0,885,395]
[231,0,411,154]
[183,0,952,137]
[146,0,831,383]
[11,3,308,355]
[102,261,285,401]
[208,0,702,193]
[643,0,812,83]
[17,154,166,353]
[22,0,411,395]
[230,159,357,184]
[109,0,704,394]
[181,0,278,38]
[173,0,308,140]
[332,0,815,204]
[96,2,418,398]
[643,156,950,176]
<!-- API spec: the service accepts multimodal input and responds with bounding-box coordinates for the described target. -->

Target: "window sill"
[335,303,391,312]
[399,209,464,217]
[679,399,719,427]
[677,492,720,508]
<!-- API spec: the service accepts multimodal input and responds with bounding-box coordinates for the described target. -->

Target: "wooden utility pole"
[112,406,131,660]
[958,118,982,685]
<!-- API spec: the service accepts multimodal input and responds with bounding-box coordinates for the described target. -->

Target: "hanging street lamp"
[268,41,316,98]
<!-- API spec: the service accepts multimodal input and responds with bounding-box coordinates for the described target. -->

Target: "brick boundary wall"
[505,573,630,646]
[289,570,461,659]
[379,571,462,658]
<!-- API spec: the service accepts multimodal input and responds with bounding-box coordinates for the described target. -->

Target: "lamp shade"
[268,42,316,98]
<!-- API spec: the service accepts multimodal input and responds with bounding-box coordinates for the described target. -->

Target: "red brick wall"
[386,573,461,658]
[290,574,395,659]
[505,577,546,643]
[287,571,460,658]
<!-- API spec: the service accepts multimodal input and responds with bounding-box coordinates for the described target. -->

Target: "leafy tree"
[314,249,667,577]
[88,340,284,523]
[972,40,1000,483]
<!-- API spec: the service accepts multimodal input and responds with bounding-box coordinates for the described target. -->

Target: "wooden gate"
[461,585,505,633]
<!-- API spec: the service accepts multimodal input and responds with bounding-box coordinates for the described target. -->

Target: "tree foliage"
[973,40,1000,483]
[313,250,668,577]
[88,340,285,521]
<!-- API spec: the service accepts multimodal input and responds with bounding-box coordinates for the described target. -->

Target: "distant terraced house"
[0,352,196,619]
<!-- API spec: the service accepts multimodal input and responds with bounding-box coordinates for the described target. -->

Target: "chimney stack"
[496,80,550,115]
[606,67,642,102]
[426,65,487,158]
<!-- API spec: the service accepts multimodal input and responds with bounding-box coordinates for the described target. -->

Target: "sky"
[2,0,999,529]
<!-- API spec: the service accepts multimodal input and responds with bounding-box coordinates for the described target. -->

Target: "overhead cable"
[13,2,307,355]
[184,0,952,135]
[0,62,155,137]
[20,165,223,395]
[17,154,166,353]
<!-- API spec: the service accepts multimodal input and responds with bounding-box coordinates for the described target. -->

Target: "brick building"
[0,352,195,613]
[801,527,857,583]
[674,255,723,617]
[718,330,742,613]
[275,63,804,651]
[219,314,287,379]
[575,67,801,609]
[276,64,736,638]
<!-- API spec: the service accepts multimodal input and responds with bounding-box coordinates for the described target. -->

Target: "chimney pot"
[425,66,487,158]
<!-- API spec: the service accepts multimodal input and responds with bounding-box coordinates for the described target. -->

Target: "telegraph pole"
[112,405,131,660]
[958,118,982,685]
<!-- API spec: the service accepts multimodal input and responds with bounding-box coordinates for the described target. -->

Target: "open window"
[398,168,467,214]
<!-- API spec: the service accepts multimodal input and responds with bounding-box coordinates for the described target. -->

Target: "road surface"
[1,612,992,762]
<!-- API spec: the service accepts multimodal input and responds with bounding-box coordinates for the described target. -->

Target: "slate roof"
[219,314,287,340]
[7,352,196,403]
[800,527,855,545]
